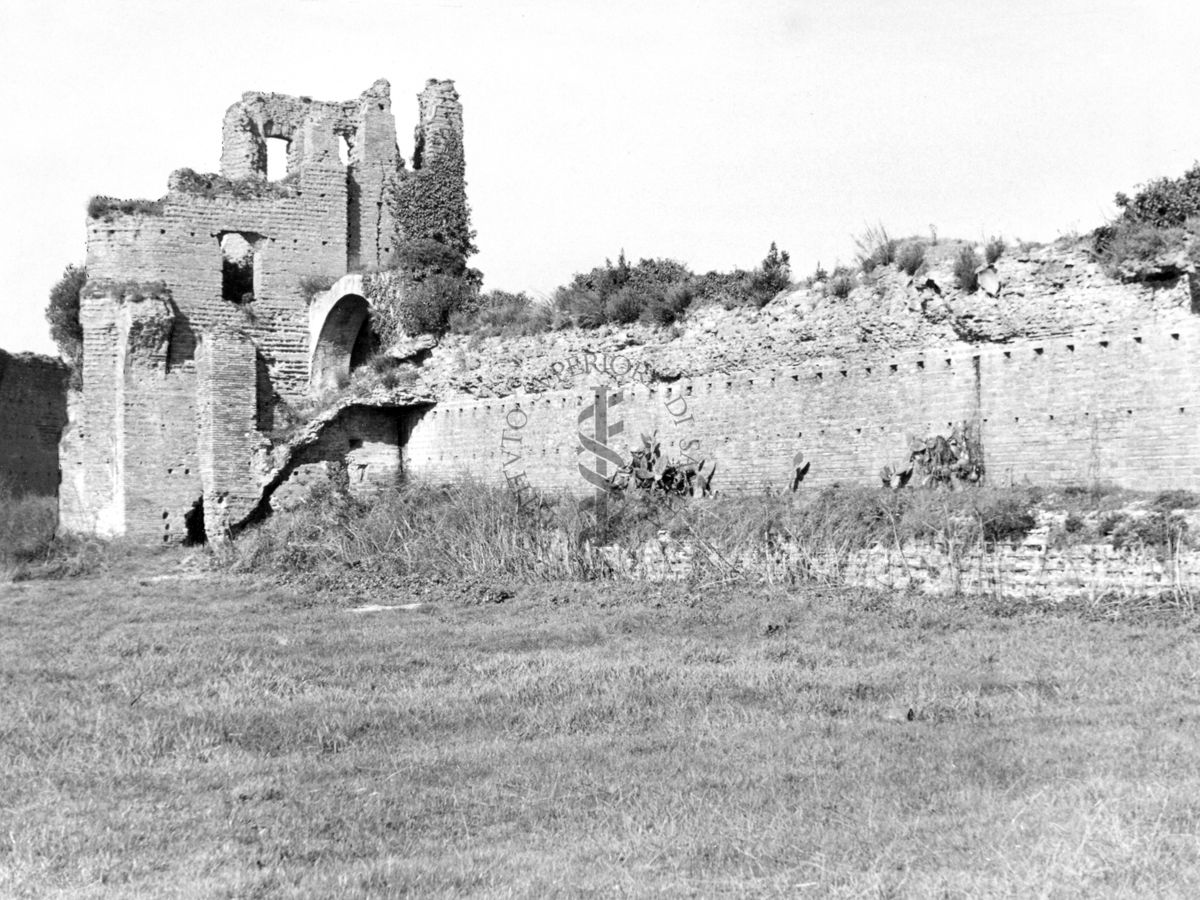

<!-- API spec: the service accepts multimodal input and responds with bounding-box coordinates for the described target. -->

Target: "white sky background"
[1,0,1198,355]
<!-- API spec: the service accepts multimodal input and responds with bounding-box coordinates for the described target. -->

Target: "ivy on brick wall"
[388,131,476,262]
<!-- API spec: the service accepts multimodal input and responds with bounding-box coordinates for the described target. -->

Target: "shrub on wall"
[449,290,552,338]
[1093,162,1200,278]
[366,237,482,339]
[1113,162,1200,228]
[827,266,855,299]
[895,241,926,276]
[746,242,792,306]
[854,224,897,273]
[45,264,87,385]
[552,253,697,328]
[953,246,981,292]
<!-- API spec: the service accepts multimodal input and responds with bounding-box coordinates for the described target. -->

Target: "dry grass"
[3,565,1200,897]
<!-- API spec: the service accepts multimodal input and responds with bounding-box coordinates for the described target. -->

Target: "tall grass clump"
[854,223,897,273]
[984,236,1006,265]
[0,478,116,580]
[895,241,926,276]
[827,266,856,298]
[954,246,982,292]
[224,480,681,589]
[0,478,58,574]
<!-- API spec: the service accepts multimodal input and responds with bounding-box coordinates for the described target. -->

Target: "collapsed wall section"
[0,350,68,496]
[403,323,1200,495]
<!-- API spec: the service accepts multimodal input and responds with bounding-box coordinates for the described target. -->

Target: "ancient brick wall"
[270,405,412,510]
[59,287,202,539]
[196,328,262,538]
[403,320,1200,496]
[0,350,67,496]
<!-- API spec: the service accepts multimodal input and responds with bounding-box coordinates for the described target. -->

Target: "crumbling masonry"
[52,77,1200,548]
[61,79,464,541]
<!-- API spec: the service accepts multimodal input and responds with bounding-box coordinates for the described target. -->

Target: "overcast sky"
[2,0,1198,355]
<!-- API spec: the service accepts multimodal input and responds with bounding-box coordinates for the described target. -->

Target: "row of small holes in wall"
[1008,408,1187,422]
[423,333,1188,417]
[1001,334,1181,359]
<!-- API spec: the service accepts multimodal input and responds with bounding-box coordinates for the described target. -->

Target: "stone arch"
[310,275,373,393]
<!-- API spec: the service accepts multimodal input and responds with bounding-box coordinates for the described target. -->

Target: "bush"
[1152,489,1200,511]
[953,246,981,292]
[450,290,553,338]
[604,287,642,325]
[1114,162,1200,228]
[828,266,855,299]
[395,274,476,336]
[748,242,791,306]
[640,283,695,326]
[854,224,897,273]
[46,264,87,381]
[984,236,1006,265]
[895,241,926,276]
[1094,220,1187,278]
[974,491,1037,543]
[388,238,472,280]
[553,253,695,328]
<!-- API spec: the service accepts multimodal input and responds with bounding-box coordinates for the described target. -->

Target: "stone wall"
[635,533,1200,601]
[403,320,1200,496]
[270,405,417,510]
[0,350,67,496]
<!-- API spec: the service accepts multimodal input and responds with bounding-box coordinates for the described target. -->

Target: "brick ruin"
[60,78,464,541]
[0,350,68,496]
[32,76,1200,546]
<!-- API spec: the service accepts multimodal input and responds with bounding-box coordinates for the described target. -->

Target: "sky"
[2,0,1199,355]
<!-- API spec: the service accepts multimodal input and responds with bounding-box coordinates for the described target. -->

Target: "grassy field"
[3,555,1200,898]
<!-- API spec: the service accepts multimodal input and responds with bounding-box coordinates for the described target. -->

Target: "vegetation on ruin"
[895,239,927,276]
[5,545,1200,896]
[853,223,897,273]
[297,274,338,303]
[199,478,1200,596]
[444,243,792,339]
[81,278,171,303]
[364,238,482,339]
[45,264,87,382]
[167,167,301,201]
[1093,161,1200,278]
[953,245,982,292]
[85,196,164,220]
[389,130,476,261]
[985,235,1007,264]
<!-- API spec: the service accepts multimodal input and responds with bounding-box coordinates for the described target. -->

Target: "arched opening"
[311,293,371,393]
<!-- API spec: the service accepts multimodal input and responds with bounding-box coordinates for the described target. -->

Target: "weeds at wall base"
[200,480,1200,609]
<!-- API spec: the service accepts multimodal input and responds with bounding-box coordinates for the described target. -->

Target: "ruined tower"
[60,79,466,542]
